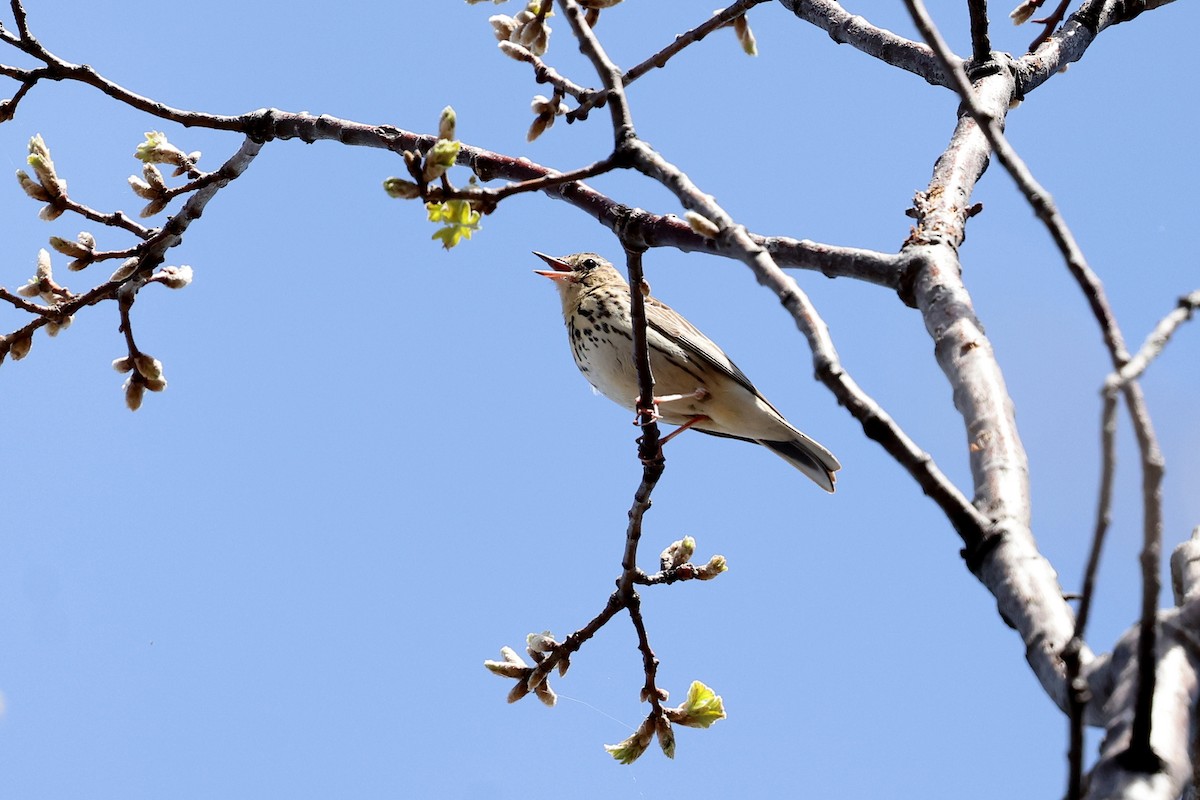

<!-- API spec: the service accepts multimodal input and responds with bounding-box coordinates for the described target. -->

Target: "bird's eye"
[580,258,598,270]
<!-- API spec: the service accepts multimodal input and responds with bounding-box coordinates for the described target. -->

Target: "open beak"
[532,251,574,281]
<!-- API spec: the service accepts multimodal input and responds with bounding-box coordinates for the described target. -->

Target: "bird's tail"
[759,434,841,493]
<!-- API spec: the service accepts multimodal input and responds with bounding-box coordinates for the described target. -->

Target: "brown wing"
[644,295,783,413]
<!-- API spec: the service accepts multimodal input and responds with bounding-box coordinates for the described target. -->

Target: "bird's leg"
[658,414,710,445]
[633,387,710,426]
[637,414,712,464]
[654,387,710,405]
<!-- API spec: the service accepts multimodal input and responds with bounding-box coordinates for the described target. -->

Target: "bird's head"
[533,252,625,296]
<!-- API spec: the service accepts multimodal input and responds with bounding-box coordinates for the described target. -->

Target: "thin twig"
[0,25,902,286]
[1028,0,1073,51]
[1106,290,1200,394]
[967,0,992,64]
[1065,392,1119,800]
[0,286,48,313]
[434,154,619,209]
[570,0,770,121]
[1014,0,1181,94]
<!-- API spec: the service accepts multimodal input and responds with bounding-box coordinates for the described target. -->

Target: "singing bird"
[534,252,841,492]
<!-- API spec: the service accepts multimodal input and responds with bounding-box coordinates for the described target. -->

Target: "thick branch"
[906,0,1166,767]
[774,0,954,86]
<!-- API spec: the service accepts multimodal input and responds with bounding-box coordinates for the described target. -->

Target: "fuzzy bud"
[128,175,156,200]
[685,211,720,239]
[655,716,676,759]
[660,535,696,570]
[437,106,457,141]
[483,660,531,680]
[48,235,92,259]
[733,15,758,56]
[421,139,461,182]
[526,631,558,653]
[140,197,169,218]
[507,680,531,704]
[26,134,63,196]
[156,265,193,289]
[604,717,655,765]
[133,354,163,381]
[15,169,51,201]
[498,40,532,61]
[135,131,197,175]
[527,113,553,143]
[143,163,167,191]
[1009,0,1038,24]
[110,258,140,282]
[45,315,73,337]
[112,356,134,373]
[696,554,728,581]
[9,333,32,361]
[490,14,519,41]
[123,376,145,411]
[534,680,557,707]
[38,204,65,222]
[383,177,421,199]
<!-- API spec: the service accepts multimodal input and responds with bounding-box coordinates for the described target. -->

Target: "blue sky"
[1,1,1197,798]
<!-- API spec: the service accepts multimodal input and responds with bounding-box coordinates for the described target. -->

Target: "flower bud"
[49,236,92,259]
[733,15,758,56]
[46,315,72,337]
[140,197,169,218]
[696,554,728,580]
[534,680,557,707]
[526,631,558,653]
[437,106,457,141]
[133,354,163,381]
[156,265,193,289]
[15,169,51,201]
[128,175,156,199]
[483,660,530,679]
[498,40,531,61]
[489,14,518,40]
[383,177,421,199]
[685,211,720,239]
[110,258,139,282]
[9,333,32,361]
[124,377,145,411]
[660,535,696,570]
[655,716,675,758]
[507,680,531,704]
[1009,0,1037,24]
[421,139,461,182]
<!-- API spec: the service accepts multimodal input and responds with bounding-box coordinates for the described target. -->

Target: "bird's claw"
[633,404,662,426]
[632,388,709,426]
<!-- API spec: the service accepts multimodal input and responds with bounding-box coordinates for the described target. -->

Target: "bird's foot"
[632,388,710,427]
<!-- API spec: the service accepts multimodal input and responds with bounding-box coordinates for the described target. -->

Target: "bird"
[534,251,841,492]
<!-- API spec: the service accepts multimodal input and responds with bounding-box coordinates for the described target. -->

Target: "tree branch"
[775,0,954,86]
[905,0,1166,774]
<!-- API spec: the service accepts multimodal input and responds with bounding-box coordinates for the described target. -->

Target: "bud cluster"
[483,630,569,707]
[113,351,168,411]
[489,3,553,57]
